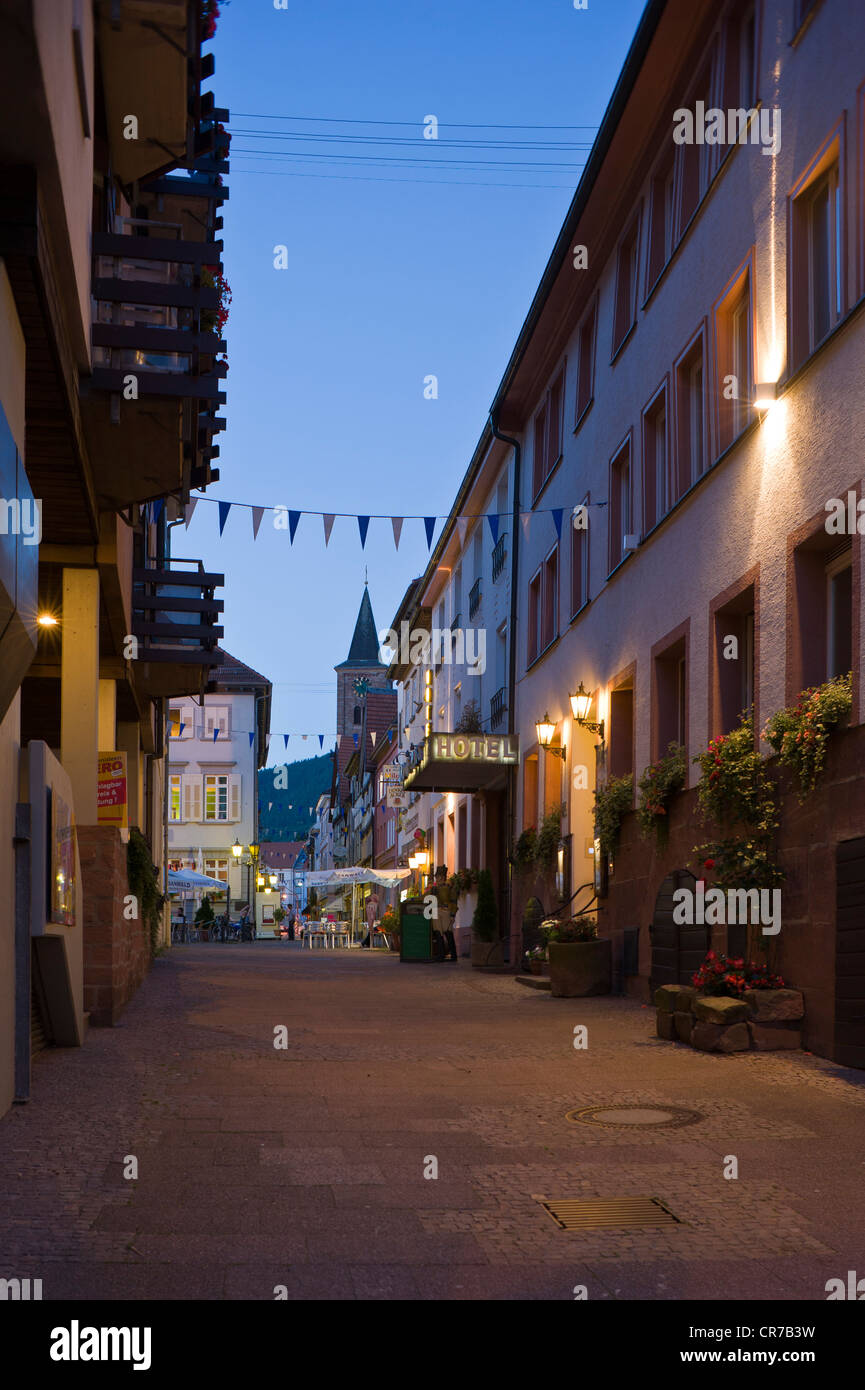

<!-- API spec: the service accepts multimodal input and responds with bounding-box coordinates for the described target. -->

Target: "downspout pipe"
[489,411,521,965]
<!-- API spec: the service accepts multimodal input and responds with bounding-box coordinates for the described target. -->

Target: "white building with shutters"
[166,649,272,910]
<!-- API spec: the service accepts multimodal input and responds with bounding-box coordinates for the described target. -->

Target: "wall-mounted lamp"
[37,613,59,628]
[753,382,779,410]
[569,682,605,741]
[231,840,243,859]
[536,712,566,760]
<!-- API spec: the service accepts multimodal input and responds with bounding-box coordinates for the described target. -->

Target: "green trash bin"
[399,901,433,962]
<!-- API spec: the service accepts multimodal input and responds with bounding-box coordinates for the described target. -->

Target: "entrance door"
[649,869,706,993]
[835,837,865,1069]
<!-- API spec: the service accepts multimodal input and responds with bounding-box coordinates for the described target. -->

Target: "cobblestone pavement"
[2,945,865,1301]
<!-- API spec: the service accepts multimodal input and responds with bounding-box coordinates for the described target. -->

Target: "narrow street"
[3,947,864,1302]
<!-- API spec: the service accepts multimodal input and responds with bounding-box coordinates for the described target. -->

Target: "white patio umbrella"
[167,870,226,892]
[305,868,411,942]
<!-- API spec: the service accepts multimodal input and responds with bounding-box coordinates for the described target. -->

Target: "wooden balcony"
[81,228,228,509]
[131,560,224,699]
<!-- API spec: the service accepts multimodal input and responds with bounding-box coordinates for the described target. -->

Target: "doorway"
[649,868,707,992]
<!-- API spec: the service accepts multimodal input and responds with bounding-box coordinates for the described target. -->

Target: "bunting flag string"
[183,493,608,552]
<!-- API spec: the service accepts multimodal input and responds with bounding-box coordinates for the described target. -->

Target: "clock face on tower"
[353,677,370,697]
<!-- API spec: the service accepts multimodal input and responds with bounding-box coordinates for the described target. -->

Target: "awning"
[403,731,519,793]
[167,870,226,892]
[305,867,411,887]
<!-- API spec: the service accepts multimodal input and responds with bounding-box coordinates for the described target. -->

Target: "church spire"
[340,586,383,667]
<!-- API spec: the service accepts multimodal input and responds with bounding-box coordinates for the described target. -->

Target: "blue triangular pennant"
[178,723,185,737]
[487,513,500,544]
[212,728,219,742]
[318,734,324,749]
[424,516,436,549]
[289,510,301,544]
[218,501,231,535]
[151,498,165,525]
[552,508,563,540]
[249,732,255,747]
[358,516,370,549]
[284,734,290,749]
[353,734,358,746]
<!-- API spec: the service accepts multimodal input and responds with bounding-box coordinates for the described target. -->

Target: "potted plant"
[471,868,503,967]
[542,914,611,998]
[528,945,545,976]
[380,906,400,952]
[273,906,286,939]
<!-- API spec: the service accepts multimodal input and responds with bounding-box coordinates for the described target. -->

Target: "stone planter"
[548,939,612,998]
[529,959,544,976]
[654,986,805,1053]
[471,936,503,968]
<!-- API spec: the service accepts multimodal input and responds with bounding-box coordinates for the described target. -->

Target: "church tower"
[335,585,391,740]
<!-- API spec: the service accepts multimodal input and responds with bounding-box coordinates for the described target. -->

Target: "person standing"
[432,867,458,962]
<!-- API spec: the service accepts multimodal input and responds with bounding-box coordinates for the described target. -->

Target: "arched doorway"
[649,869,708,993]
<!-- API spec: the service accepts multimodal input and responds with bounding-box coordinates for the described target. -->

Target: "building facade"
[166,650,271,911]
[0,0,228,1113]
[491,0,865,1061]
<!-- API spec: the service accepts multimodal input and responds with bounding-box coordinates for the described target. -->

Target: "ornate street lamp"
[536,712,566,760]
[569,683,605,741]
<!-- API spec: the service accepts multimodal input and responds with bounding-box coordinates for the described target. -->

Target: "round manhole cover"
[566,1103,702,1130]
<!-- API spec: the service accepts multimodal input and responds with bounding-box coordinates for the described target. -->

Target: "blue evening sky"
[178,0,646,761]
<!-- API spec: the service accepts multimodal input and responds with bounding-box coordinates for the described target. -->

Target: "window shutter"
[183,775,202,823]
[229,774,241,822]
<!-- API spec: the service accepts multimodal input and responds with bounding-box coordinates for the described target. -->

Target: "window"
[204,704,229,740]
[827,550,853,680]
[523,752,538,830]
[169,706,192,739]
[722,1,757,113]
[653,635,687,759]
[678,61,713,230]
[609,680,635,781]
[532,367,565,499]
[642,386,669,533]
[571,493,589,615]
[612,217,640,354]
[181,775,202,824]
[608,436,633,573]
[675,333,706,497]
[168,774,182,822]
[575,299,597,424]
[203,773,241,822]
[790,532,852,696]
[353,705,361,724]
[386,818,395,850]
[715,263,753,451]
[647,155,675,289]
[204,857,229,885]
[791,140,842,367]
[527,547,558,665]
[527,571,541,666]
[542,547,558,652]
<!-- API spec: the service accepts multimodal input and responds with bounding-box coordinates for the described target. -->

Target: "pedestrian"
[432,867,458,962]
[239,902,252,941]
[288,913,295,941]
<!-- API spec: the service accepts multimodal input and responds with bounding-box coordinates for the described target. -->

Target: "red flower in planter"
[703,858,715,870]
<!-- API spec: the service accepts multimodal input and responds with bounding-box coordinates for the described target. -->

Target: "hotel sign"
[429,733,519,765]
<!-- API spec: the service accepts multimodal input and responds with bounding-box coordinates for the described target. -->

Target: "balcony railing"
[468,578,481,617]
[492,534,507,582]
[490,687,507,729]
[132,556,224,669]
[91,223,227,402]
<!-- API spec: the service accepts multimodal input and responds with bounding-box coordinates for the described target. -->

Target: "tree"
[194,894,215,926]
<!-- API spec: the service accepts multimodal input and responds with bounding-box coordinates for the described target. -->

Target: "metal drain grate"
[566,1103,702,1130]
[536,1195,681,1231]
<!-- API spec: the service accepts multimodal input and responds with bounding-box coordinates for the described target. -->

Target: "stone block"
[716,1022,751,1052]
[691,1021,724,1052]
[694,995,750,1024]
[654,985,679,1012]
[743,988,804,1021]
[673,1011,693,1043]
[656,1009,676,1040]
[672,986,698,1014]
[748,1020,802,1051]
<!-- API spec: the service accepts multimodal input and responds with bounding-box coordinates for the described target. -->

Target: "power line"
[230,167,575,190]
[232,111,600,131]
[231,147,586,171]
[228,126,594,151]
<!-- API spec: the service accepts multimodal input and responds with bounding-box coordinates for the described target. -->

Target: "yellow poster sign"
[97,751,128,828]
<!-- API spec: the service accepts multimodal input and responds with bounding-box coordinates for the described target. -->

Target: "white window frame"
[826,549,853,681]
[807,164,841,352]
[204,705,230,741]
[168,773,183,822]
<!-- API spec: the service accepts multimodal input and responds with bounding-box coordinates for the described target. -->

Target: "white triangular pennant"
[370,731,377,746]
[391,517,403,550]
[456,517,468,547]
[520,511,531,540]
[184,498,198,528]
[252,506,265,539]
[323,514,335,547]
